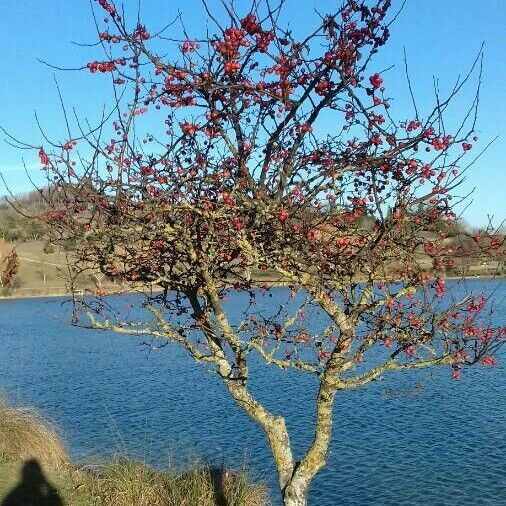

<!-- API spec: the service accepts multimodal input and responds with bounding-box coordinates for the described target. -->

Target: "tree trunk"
[283,477,310,506]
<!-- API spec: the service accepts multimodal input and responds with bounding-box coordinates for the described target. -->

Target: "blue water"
[1,279,505,505]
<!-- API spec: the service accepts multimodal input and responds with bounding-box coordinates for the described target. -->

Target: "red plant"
[1,248,19,290]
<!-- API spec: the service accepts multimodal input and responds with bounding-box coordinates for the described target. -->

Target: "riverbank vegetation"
[0,400,268,505]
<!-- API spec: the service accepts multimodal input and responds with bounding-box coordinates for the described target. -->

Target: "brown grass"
[0,399,68,468]
[88,457,269,506]
[0,399,269,505]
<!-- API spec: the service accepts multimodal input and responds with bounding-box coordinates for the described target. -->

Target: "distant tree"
[1,248,19,292]
[0,195,47,242]
[11,1,506,504]
[43,241,55,254]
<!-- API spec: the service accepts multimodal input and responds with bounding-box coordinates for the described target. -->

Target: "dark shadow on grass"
[209,467,228,506]
[1,459,63,506]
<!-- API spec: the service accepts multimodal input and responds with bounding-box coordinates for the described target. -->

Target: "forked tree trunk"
[223,362,337,506]
[282,477,310,506]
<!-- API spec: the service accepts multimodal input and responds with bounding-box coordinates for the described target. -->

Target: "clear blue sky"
[0,0,505,228]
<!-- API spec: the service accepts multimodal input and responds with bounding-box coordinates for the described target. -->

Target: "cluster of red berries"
[406,120,420,132]
[297,123,313,134]
[215,28,249,59]
[99,32,120,43]
[241,14,260,35]
[277,209,290,223]
[315,80,331,96]
[368,113,385,128]
[63,140,76,150]
[38,149,50,166]
[405,346,417,357]
[87,61,117,73]
[254,30,275,53]
[434,277,446,298]
[319,351,331,360]
[180,122,200,135]
[181,40,199,53]
[133,107,148,116]
[271,54,297,82]
[466,295,486,313]
[369,73,383,89]
[240,13,274,53]
[105,140,115,154]
[224,61,241,75]
[140,166,155,176]
[133,25,150,41]
[232,217,245,230]
[370,133,382,146]
[431,135,452,151]
[96,0,116,16]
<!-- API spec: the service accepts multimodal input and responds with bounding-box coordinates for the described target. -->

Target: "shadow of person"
[1,459,63,506]
[209,467,227,506]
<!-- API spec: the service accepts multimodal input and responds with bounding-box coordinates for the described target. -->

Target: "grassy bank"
[0,400,269,506]
[1,238,504,299]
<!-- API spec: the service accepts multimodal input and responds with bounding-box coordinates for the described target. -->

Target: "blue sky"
[0,0,504,227]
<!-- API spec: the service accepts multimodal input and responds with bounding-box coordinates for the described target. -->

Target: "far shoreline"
[2,274,506,302]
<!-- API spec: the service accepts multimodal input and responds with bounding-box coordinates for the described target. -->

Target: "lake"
[1,279,505,505]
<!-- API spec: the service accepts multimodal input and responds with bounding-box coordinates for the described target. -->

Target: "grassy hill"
[0,191,504,297]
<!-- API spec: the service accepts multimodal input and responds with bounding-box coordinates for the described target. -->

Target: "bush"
[43,241,55,254]
[0,400,68,468]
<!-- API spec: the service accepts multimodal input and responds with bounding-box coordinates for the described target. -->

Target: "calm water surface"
[1,279,505,505]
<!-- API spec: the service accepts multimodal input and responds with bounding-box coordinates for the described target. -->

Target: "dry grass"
[0,399,269,505]
[0,400,68,468]
[0,458,269,506]
[88,457,269,506]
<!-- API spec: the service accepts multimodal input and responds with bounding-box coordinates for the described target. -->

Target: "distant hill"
[0,191,504,297]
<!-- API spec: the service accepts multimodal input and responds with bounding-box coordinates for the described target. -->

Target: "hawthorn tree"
[10,1,506,504]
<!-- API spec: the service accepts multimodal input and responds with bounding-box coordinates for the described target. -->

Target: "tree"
[0,192,48,242]
[11,1,506,504]
[0,247,19,292]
